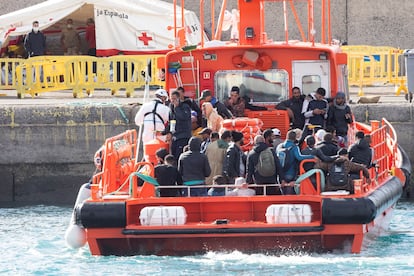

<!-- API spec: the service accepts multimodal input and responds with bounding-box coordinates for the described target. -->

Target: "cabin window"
[215,69,289,104]
[302,75,321,95]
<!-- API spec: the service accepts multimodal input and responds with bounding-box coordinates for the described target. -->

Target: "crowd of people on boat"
[129,86,374,196]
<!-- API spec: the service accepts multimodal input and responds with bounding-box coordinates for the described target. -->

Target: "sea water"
[1,201,413,276]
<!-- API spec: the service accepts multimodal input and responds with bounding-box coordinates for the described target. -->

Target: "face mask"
[33,27,39,33]
[67,24,73,29]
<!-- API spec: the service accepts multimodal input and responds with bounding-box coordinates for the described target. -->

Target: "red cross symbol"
[138,32,153,46]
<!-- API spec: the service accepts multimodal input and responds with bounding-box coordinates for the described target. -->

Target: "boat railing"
[295,167,325,195]
[180,183,285,197]
[193,0,333,48]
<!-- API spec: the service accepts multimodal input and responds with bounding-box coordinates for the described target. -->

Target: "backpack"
[326,162,350,190]
[256,148,276,177]
[277,146,293,170]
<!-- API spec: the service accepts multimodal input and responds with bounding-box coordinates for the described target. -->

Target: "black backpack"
[326,162,350,190]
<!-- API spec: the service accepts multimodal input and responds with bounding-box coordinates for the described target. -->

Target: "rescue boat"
[66,0,411,256]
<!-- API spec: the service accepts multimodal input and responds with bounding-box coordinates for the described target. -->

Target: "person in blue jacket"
[276,130,313,194]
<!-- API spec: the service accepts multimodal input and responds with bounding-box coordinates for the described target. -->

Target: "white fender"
[65,183,91,249]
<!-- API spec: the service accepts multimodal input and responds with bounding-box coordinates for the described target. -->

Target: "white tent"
[0,0,204,55]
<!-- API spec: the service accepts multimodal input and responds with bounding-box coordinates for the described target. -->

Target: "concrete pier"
[0,88,412,205]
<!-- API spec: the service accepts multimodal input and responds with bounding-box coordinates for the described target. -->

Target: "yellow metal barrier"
[0,58,24,90]
[341,45,407,96]
[15,56,70,98]
[14,55,165,98]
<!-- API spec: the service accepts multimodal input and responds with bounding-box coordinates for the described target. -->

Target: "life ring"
[256,54,273,71]
[232,55,246,68]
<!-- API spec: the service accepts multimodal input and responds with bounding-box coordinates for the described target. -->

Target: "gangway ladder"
[173,51,199,97]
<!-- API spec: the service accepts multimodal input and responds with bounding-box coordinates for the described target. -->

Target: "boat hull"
[77,177,402,256]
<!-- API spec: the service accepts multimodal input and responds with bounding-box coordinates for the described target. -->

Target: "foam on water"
[0,202,413,275]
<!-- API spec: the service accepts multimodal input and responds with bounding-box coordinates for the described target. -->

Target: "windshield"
[215,69,289,104]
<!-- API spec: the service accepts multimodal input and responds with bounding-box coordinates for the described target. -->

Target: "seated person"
[301,135,338,189]
[154,154,182,197]
[316,133,339,157]
[225,86,246,117]
[208,175,228,196]
[226,177,256,196]
[313,148,370,193]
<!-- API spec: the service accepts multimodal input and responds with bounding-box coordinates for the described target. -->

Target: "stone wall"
[0,104,140,205]
[1,0,413,48]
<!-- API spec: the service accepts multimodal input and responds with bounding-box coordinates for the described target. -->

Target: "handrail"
[295,168,325,195]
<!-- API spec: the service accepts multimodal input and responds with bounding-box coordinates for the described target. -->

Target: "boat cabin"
[162,0,348,132]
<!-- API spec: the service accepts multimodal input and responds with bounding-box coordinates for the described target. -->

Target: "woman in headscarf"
[202,102,223,132]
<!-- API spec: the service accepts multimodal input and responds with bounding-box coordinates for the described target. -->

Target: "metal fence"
[341,45,407,96]
[0,55,165,98]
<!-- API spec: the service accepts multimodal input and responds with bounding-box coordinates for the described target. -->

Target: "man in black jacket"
[276,86,305,129]
[246,135,285,195]
[316,133,339,157]
[177,86,203,127]
[24,21,46,57]
[178,137,211,196]
[155,154,182,197]
[327,91,353,145]
[223,131,246,183]
[348,131,372,167]
[170,91,192,160]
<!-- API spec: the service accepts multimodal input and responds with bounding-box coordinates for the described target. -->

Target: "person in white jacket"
[226,177,256,196]
[134,89,170,144]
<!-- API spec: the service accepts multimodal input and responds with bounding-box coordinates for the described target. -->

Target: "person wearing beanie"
[327,91,353,146]
[178,137,211,196]
[223,131,246,183]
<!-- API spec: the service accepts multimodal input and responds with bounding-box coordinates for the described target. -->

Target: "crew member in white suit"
[135,89,171,144]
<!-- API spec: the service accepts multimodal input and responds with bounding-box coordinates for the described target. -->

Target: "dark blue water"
[1,201,413,275]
